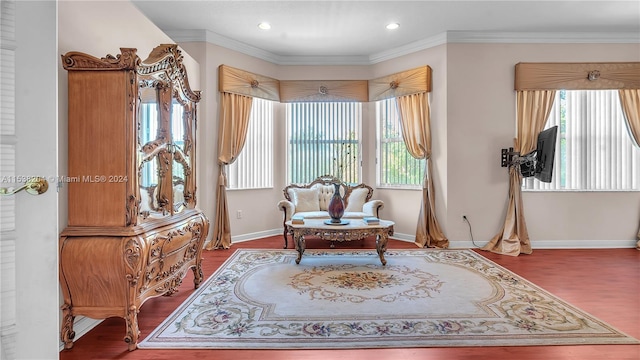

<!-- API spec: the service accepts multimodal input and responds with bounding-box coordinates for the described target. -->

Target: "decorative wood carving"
[137,44,201,103]
[62,48,139,70]
[59,44,209,352]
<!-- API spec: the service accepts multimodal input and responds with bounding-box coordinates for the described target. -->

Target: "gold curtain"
[618,89,640,249]
[218,65,280,101]
[619,89,640,148]
[279,80,368,102]
[396,92,448,248]
[483,90,556,256]
[206,92,253,250]
[369,66,431,101]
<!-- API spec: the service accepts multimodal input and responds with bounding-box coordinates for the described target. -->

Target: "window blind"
[287,102,361,184]
[227,98,274,189]
[523,90,640,191]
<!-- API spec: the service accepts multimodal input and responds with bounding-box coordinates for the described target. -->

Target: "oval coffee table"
[285,218,395,265]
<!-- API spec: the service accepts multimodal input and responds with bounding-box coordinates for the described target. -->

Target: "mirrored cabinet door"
[134,44,201,221]
[137,82,164,218]
[170,98,188,214]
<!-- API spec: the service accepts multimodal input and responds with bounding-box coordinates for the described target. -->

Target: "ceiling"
[132,0,640,65]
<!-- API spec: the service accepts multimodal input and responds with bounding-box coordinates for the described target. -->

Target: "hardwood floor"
[59,236,640,360]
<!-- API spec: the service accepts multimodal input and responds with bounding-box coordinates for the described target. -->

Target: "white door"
[0,1,59,359]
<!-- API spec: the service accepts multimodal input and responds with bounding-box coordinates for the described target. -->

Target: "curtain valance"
[515,62,640,91]
[279,80,368,102]
[218,65,280,101]
[218,64,432,103]
[368,66,431,102]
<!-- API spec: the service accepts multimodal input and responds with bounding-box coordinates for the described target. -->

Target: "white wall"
[445,43,640,248]
[197,41,639,249]
[15,2,59,359]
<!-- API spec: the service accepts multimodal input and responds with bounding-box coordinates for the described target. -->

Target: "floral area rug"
[138,249,638,349]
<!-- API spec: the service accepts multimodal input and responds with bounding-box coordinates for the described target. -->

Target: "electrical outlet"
[236,210,242,219]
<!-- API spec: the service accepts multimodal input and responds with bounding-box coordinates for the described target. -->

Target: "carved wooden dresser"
[59,44,209,351]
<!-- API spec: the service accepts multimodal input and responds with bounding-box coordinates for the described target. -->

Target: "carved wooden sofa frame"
[277,175,384,248]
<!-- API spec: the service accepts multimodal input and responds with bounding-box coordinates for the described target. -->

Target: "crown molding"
[165,29,376,65]
[369,32,448,64]
[446,31,640,44]
[165,29,640,66]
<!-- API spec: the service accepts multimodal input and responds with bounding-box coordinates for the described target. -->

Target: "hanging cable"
[463,215,480,248]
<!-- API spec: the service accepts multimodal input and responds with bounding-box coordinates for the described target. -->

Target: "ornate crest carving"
[137,44,201,103]
[62,48,139,70]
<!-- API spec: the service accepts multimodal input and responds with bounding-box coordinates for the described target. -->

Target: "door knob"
[0,177,49,196]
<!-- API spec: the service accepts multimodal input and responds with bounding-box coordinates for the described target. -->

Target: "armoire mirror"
[135,45,199,220]
[138,81,161,218]
[170,97,187,213]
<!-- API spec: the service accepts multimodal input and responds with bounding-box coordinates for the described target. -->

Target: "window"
[287,102,361,184]
[227,98,274,189]
[376,98,424,188]
[523,90,640,191]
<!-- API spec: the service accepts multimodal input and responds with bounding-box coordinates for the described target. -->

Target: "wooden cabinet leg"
[193,261,204,288]
[124,306,140,351]
[60,303,76,349]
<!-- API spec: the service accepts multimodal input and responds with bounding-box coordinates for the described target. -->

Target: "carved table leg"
[60,303,76,349]
[376,233,388,266]
[295,232,305,264]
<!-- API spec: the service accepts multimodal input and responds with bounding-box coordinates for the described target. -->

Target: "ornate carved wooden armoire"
[59,44,209,351]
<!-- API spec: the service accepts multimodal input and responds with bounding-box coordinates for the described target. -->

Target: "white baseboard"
[392,231,637,249]
[233,229,638,250]
[232,229,282,243]
[448,239,638,250]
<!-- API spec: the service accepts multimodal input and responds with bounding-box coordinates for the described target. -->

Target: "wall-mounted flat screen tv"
[534,125,558,183]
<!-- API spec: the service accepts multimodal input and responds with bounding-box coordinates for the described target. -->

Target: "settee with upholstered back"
[276,175,384,248]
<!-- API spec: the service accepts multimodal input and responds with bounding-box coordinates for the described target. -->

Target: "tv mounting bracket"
[501,147,519,167]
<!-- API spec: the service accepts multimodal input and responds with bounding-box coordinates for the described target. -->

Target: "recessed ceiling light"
[386,23,400,30]
[258,22,271,30]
